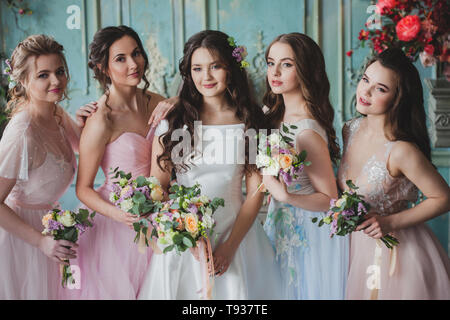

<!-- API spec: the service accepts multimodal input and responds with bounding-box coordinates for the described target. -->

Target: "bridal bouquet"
[149,183,224,255]
[108,168,165,250]
[42,208,95,287]
[255,124,311,193]
[312,180,399,249]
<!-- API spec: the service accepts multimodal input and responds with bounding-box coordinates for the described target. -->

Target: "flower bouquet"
[149,182,224,254]
[109,168,165,251]
[42,208,95,287]
[255,123,311,194]
[312,180,399,249]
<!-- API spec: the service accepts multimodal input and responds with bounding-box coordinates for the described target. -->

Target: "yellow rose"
[184,213,198,236]
[42,213,52,229]
[278,154,293,170]
[120,186,131,198]
[151,185,164,201]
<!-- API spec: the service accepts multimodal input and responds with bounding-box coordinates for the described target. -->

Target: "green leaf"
[290,125,298,129]
[282,124,289,133]
[132,204,140,215]
[182,235,195,248]
[173,234,184,244]
[163,245,174,253]
[346,180,358,190]
[311,217,318,223]
[133,222,141,233]
[133,191,146,204]
[318,220,324,227]
[136,176,147,188]
[90,211,96,218]
[304,161,312,166]
[299,150,307,161]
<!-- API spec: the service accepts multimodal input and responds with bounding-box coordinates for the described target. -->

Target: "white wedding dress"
[138,121,283,299]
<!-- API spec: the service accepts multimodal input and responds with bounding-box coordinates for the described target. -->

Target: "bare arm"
[75,105,136,228]
[357,141,450,238]
[263,130,338,212]
[213,171,264,276]
[0,177,77,263]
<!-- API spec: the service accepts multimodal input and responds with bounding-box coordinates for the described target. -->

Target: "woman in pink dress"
[0,34,94,299]
[338,48,450,299]
[62,26,165,299]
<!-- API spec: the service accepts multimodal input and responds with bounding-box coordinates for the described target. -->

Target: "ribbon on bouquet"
[197,237,215,300]
[369,237,398,300]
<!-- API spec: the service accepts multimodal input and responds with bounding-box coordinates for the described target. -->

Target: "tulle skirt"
[60,184,152,300]
[0,199,60,299]
[264,199,349,300]
[138,221,284,300]
[346,223,450,300]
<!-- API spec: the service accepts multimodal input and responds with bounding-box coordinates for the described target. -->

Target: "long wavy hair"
[88,25,150,108]
[6,34,70,120]
[263,33,340,164]
[364,48,431,161]
[157,30,265,174]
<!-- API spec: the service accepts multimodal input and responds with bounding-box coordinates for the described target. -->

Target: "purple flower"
[48,219,64,231]
[342,209,355,217]
[75,223,87,234]
[188,203,198,215]
[330,219,338,235]
[357,202,367,216]
[279,170,293,186]
[109,183,121,194]
[232,47,243,62]
[330,198,337,207]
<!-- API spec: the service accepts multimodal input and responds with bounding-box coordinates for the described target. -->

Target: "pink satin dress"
[338,117,450,300]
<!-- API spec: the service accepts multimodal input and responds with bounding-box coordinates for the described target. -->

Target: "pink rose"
[376,0,398,14]
[396,15,421,42]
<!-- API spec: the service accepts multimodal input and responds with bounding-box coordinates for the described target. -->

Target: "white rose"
[120,199,133,212]
[202,214,214,229]
[57,210,76,227]
[262,159,280,176]
[146,176,160,186]
[109,192,117,203]
[268,133,282,147]
[256,154,272,168]
[199,195,209,204]
[204,207,213,216]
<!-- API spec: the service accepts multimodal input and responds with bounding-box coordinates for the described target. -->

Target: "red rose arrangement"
[356,0,449,67]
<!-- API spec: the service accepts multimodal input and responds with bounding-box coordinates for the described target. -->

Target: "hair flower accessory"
[227,37,250,69]
[3,59,17,88]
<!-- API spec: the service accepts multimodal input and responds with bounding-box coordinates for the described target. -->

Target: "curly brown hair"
[157,30,266,174]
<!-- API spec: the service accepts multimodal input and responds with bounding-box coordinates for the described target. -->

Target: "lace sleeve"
[0,112,32,180]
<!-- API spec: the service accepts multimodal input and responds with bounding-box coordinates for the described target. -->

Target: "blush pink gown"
[62,128,154,299]
[338,117,450,300]
[0,108,79,299]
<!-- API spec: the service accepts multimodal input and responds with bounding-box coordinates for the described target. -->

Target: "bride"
[138,30,283,299]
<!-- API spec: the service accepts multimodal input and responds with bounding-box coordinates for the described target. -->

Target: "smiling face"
[190,47,228,100]
[266,41,301,95]
[23,53,68,105]
[356,61,398,116]
[106,35,145,87]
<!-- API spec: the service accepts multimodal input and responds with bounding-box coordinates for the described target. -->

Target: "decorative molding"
[202,0,207,30]
[314,0,321,47]
[431,150,450,167]
[338,0,344,124]
[81,0,89,94]
[170,0,176,75]
[436,113,450,128]
[116,0,123,25]
[248,30,268,105]
[300,0,306,33]
[145,34,169,97]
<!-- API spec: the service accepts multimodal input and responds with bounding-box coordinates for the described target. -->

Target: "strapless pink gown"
[63,128,154,299]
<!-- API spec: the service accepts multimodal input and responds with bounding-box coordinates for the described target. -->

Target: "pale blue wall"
[1,0,449,253]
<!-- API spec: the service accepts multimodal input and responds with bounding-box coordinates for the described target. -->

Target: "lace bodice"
[337,117,418,215]
[0,108,78,209]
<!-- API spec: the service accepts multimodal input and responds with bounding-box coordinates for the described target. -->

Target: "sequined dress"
[338,117,450,299]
